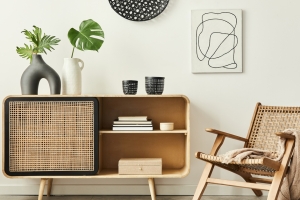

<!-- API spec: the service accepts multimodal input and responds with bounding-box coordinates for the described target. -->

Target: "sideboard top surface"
[4,94,189,98]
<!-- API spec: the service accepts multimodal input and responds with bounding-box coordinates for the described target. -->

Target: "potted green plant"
[17,26,61,95]
[61,19,105,95]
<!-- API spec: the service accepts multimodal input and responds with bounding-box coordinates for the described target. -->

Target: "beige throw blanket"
[278,129,300,200]
[220,148,280,164]
[219,129,300,200]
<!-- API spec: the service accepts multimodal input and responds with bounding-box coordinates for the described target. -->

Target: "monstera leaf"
[68,19,104,57]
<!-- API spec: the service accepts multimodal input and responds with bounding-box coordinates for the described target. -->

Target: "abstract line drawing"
[192,10,242,73]
[196,12,238,69]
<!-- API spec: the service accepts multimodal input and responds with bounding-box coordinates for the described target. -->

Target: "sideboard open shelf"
[2,95,190,200]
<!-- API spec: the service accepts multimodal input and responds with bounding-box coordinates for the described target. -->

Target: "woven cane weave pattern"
[9,101,94,172]
[199,153,239,171]
[247,106,300,156]
[199,153,276,176]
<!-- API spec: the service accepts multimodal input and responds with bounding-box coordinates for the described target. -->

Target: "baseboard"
[0,185,267,196]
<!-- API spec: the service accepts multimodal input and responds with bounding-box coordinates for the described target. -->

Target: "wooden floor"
[0,196,268,200]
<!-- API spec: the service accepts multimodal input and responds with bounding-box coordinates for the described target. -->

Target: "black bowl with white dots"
[108,0,169,21]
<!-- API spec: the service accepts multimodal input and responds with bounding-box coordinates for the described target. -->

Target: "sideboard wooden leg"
[38,179,47,200]
[47,178,53,196]
[148,178,156,200]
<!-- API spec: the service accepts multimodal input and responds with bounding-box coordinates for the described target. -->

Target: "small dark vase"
[145,77,165,95]
[122,80,138,95]
[20,54,61,95]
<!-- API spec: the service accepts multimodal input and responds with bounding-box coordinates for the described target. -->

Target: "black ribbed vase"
[20,54,61,95]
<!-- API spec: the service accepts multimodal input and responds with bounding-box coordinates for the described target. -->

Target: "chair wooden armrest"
[275,132,295,139]
[206,128,248,142]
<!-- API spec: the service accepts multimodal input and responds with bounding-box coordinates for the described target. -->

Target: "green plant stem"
[71,47,75,58]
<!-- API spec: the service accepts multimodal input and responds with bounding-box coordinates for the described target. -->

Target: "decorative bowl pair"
[122,77,165,95]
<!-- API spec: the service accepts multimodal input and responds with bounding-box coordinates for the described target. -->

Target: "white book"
[118,116,148,121]
[112,126,153,131]
[113,124,152,127]
[113,120,152,125]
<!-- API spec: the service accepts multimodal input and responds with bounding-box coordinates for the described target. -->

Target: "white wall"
[1,0,300,196]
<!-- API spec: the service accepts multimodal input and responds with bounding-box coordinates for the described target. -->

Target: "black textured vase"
[145,77,165,95]
[122,80,138,95]
[20,54,61,95]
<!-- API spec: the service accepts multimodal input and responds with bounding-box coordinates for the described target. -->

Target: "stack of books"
[112,116,153,131]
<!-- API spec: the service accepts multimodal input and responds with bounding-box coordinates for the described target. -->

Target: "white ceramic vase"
[61,58,84,95]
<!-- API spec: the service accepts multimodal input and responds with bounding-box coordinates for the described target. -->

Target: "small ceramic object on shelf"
[122,80,138,95]
[145,76,165,95]
[160,122,174,131]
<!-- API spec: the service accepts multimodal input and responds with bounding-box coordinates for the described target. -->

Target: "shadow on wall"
[189,101,217,175]
[189,101,251,183]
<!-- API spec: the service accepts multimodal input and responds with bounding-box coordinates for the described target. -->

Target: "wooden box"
[118,158,162,175]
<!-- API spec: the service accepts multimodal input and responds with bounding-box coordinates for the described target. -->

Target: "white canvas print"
[191,10,243,73]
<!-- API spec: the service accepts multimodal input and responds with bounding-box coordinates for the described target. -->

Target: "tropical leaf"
[68,19,104,53]
[16,44,34,61]
[21,26,42,48]
[33,26,42,43]
[17,25,60,63]
[36,35,60,54]
[22,29,35,42]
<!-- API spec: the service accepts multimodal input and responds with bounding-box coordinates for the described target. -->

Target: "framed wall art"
[191,10,243,73]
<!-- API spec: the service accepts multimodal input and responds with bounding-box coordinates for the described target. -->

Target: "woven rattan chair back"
[246,104,300,157]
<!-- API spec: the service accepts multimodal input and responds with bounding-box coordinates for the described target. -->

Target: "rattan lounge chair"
[193,103,297,200]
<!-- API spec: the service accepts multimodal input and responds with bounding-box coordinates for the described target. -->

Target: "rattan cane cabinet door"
[3,97,99,176]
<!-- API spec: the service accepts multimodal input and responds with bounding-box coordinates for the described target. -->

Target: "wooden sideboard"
[2,95,190,200]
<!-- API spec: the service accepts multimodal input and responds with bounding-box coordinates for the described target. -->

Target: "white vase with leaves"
[61,19,105,95]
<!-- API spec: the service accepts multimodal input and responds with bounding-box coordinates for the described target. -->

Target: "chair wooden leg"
[193,135,225,200]
[192,163,214,200]
[268,172,286,200]
[38,179,47,200]
[47,178,53,197]
[148,178,156,200]
[267,139,294,200]
[193,134,225,200]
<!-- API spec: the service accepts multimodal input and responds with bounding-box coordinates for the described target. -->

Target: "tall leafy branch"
[16,26,60,63]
